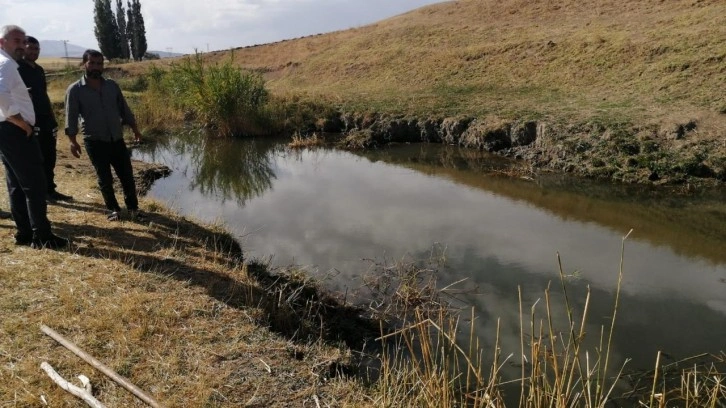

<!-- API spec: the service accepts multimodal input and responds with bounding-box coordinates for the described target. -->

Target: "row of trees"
[94,0,147,61]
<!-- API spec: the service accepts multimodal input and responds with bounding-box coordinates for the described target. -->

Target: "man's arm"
[115,83,142,142]
[64,85,82,158]
[0,69,19,116]
[0,65,33,136]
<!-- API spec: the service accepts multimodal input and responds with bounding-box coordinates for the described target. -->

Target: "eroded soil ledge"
[309,112,726,187]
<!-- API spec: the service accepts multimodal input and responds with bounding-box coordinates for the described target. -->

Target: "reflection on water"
[134,136,726,376]
[360,146,726,265]
[140,132,280,205]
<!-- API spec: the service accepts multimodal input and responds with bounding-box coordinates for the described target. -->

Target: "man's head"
[24,36,40,63]
[0,25,26,60]
[82,49,105,79]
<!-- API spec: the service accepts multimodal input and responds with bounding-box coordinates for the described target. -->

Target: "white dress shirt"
[0,48,35,125]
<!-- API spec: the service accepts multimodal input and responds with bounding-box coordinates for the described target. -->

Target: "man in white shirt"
[0,25,67,249]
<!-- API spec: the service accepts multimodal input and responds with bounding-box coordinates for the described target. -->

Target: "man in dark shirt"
[65,49,145,222]
[17,36,73,202]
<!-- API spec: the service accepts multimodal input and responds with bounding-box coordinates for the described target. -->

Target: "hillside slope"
[207,0,726,122]
[133,0,725,184]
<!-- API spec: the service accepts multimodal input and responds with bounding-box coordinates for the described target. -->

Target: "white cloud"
[3,0,94,46]
[2,0,443,54]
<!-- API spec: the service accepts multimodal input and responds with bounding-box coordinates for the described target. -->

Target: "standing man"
[0,25,68,248]
[65,49,146,222]
[18,36,73,202]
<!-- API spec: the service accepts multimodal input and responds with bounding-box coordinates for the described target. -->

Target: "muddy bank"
[132,159,172,195]
[307,112,726,186]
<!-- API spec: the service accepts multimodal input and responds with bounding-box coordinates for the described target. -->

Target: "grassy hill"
[194,0,726,122]
[128,0,726,184]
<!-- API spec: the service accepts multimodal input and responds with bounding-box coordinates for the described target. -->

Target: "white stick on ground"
[40,362,106,408]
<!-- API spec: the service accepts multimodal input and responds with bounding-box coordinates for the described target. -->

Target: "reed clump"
[289,131,325,149]
[141,53,270,137]
[363,234,725,407]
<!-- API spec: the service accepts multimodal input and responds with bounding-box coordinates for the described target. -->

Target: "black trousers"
[84,139,138,212]
[36,125,57,193]
[0,121,52,238]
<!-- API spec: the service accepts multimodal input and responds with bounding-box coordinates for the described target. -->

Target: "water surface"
[134,135,726,377]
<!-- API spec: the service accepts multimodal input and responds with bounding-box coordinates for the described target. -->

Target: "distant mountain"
[38,40,89,58]
[38,40,184,59]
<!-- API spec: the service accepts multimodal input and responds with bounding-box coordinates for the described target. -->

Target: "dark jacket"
[17,59,57,129]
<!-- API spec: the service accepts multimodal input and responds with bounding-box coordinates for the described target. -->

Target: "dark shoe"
[129,210,147,222]
[107,211,121,221]
[0,209,12,220]
[14,233,33,246]
[31,233,69,250]
[47,191,74,202]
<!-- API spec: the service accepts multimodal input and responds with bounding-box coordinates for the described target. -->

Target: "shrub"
[147,53,270,137]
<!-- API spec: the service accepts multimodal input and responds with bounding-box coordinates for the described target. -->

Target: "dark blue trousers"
[0,121,52,239]
[84,139,138,212]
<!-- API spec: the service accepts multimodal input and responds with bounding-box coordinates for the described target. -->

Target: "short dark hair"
[82,49,104,64]
[26,36,39,45]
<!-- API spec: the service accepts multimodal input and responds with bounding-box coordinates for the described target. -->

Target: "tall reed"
[142,53,269,137]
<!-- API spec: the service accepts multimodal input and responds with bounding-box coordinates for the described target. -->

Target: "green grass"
[141,53,270,137]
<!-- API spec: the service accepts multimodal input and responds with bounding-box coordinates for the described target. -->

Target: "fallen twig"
[40,362,106,408]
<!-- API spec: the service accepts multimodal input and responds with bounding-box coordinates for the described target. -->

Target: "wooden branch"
[40,362,106,408]
[41,325,162,408]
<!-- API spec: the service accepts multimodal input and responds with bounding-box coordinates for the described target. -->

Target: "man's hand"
[70,141,82,158]
[7,115,32,137]
[20,122,33,137]
[133,130,142,144]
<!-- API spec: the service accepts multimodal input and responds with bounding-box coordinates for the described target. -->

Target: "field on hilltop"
[37,57,82,71]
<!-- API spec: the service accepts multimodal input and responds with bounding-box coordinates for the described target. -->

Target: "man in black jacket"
[18,36,73,202]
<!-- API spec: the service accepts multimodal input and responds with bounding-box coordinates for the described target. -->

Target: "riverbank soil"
[0,145,370,406]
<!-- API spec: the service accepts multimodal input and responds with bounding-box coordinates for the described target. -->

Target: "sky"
[2,0,444,54]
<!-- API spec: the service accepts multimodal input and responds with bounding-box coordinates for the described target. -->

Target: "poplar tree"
[93,0,122,59]
[127,0,147,61]
[115,0,130,59]
[126,0,136,60]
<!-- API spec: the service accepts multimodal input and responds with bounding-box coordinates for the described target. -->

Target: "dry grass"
[288,132,325,149]
[0,145,372,407]
[37,57,82,72]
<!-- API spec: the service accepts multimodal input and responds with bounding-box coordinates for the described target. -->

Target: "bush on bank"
[140,53,270,137]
